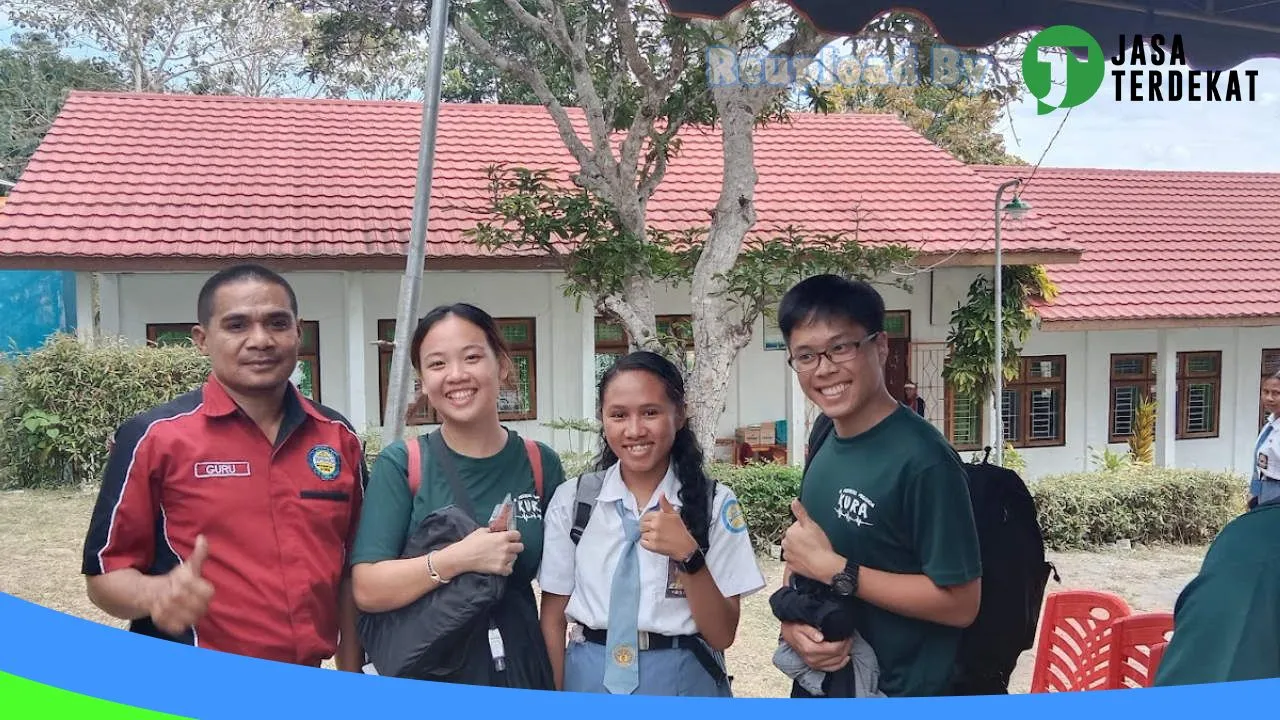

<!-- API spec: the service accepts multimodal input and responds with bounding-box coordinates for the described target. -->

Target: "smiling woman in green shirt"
[349,303,565,688]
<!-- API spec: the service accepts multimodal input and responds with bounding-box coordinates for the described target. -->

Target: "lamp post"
[993,180,1030,467]
[381,0,452,446]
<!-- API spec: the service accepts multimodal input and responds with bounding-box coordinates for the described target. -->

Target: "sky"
[996,56,1280,172]
[4,12,1279,174]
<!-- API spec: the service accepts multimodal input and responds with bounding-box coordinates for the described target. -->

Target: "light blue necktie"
[603,499,641,694]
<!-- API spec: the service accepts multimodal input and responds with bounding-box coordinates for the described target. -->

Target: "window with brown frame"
[944,383,983,451]
[377,317,537,425]
[1177,351,1221,439]
[593,315,695,383]
[1001,355,1066,448]
[146,321,320,402]
[1264,349,1280,430]
[145,323,197,347]
[1109,353,1156,443]
[1105,350,1223,441]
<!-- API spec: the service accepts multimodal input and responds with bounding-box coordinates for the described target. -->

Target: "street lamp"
[993,179,1030,467]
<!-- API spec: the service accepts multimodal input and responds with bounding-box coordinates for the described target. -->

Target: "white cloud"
[998,57,1280,171]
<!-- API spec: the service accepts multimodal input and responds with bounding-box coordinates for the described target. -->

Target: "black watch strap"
[832,560,860,597]
[677,547,707,574]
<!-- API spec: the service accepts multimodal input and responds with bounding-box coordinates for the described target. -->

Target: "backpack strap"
[569,470,608,546]
[523,437,544,498]
[803,414,835,483]
[406,433,546,510]
[427,430,476,517]
[404,434,423,498]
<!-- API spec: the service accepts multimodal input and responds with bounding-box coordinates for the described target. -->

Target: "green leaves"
[0,335,210,488]
[1034,466,1243,550]
[0,33,124,187]
[943,265,1059,400]
[466,164,917,339]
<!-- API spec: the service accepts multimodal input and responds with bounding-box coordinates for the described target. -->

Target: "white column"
[788,364,806,467]
[74,272,94,343]
[1154,329,1178,468]
[581,306,596,421]
[343,272,368,432]
[98,273,121,339]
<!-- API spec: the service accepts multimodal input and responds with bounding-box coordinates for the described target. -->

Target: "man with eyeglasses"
[774,274,982,698]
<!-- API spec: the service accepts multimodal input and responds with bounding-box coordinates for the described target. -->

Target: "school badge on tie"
[613,643,636,668]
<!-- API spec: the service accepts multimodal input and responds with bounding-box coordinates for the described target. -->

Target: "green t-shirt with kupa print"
[351,430,566,585]
[800,405,982,697]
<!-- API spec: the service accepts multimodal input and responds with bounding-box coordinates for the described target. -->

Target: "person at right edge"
[1153,368,1280,687]
[774,274,983,698]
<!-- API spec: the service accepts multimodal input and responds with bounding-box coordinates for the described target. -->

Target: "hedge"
[654,460,1244,553]
[707,462,802,552]
[0,334,210,489]
[1033,466,1244,550]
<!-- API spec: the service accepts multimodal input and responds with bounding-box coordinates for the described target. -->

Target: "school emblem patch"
[613,644,636,668]
[720,497,747,534]
[307,445,341,481]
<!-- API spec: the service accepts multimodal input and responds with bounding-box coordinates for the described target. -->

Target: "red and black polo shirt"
[82,374,366,667]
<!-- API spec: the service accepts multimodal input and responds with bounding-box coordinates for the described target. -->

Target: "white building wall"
[95,268,1278,482]
[1016,325,1279,480]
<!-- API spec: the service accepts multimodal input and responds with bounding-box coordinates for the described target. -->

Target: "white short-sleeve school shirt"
[538,461,767,638]
[1258,415,1280,482]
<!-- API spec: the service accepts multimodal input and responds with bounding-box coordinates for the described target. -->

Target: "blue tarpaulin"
[0,271,76,353]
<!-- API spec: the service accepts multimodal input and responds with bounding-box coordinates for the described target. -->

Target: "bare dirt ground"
[1,488,1207,697]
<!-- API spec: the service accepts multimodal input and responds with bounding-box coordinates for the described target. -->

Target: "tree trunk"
[686,90,760,453]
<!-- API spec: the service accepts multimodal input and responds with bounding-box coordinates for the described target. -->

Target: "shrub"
[1032,466,1245,550]
[708,461,802,552]
[1129,398,1156,463]
[0,334,210,489]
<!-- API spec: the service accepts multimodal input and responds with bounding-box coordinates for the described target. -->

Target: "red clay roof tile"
[971,165,1280,324]
[0,91,1074,265]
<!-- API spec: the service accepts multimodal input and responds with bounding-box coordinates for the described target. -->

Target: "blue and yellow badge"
[720,497,747,534]
[307,445,341,481]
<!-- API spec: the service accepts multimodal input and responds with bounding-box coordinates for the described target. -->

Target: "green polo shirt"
[351,430,566,585]
[800,405,982,697]
[1154,502,1280,686]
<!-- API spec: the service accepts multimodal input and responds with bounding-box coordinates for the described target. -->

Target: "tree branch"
[534,0,613,161]
[452,15,601,177]
[637,114,684,199]
[742,23,834,112]
[614,0,688,195]
[611,0,657,89]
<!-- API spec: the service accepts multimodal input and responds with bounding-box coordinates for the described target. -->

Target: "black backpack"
[804,414,1059,695]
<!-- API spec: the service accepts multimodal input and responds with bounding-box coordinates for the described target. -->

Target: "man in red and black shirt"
[82,264,365,670]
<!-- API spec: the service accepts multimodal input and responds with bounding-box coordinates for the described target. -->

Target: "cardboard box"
[713,438,736,464]
[759,421,776,445]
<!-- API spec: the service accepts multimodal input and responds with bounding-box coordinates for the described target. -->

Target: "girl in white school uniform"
[539,351,766,696]
[1248,369,1280,510]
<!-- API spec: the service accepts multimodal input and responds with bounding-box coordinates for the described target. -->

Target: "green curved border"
[0,671,191,719]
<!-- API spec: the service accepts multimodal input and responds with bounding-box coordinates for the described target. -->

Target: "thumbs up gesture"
[782,499,841,585]
[640,493,698,561]
[150,534,216,637]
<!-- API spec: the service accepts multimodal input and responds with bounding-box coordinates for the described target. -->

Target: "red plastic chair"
[1148,641,1169,685]
[1103,612,1175,689]
[1029,590,1133,693]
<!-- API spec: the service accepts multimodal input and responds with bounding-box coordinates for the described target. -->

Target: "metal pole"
[992,178,1021,467]
[381,0,451,446]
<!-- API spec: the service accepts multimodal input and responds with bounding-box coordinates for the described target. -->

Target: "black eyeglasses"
[786,332,881,373]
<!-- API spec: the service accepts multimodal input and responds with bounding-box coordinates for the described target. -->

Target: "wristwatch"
[831,560,860,598]
[676,547,707,575]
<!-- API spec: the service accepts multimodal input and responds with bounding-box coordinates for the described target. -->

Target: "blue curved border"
[2,591,1277,717]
